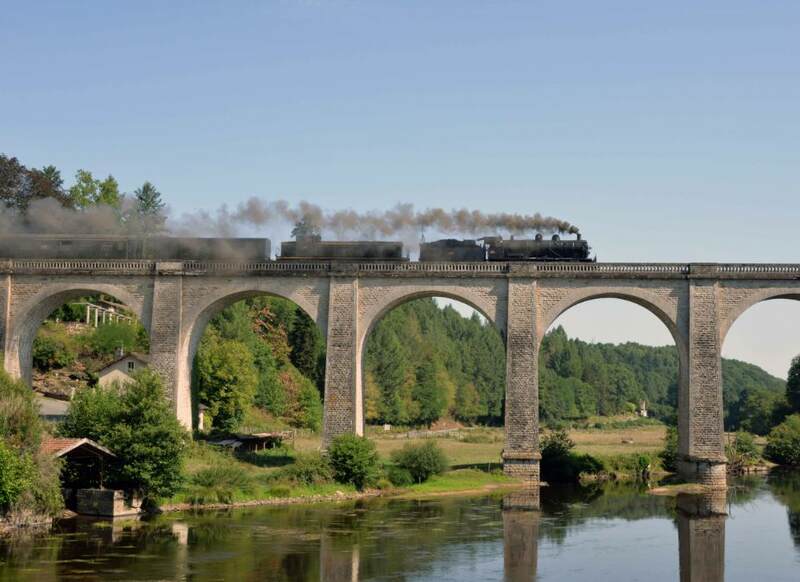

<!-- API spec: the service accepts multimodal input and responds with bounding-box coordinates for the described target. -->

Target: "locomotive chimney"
[577,233,582,240]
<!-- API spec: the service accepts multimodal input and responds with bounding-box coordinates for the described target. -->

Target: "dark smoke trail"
[1,197,580,238]
[174,199,580,238]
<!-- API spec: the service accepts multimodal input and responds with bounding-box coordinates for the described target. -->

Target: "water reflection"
[502,490,540,582]
[676,491,726,582]
[3,472,800,581]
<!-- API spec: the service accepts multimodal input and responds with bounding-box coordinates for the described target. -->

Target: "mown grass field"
[298,423,667,465]
[168,422,670,508]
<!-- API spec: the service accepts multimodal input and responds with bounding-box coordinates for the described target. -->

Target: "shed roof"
[40,437,116,459]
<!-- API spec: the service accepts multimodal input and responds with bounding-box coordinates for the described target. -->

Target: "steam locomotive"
[0,235,271,261]
[419,234,591,262]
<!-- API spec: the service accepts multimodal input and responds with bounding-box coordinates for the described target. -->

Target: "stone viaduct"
[2,258,799,487]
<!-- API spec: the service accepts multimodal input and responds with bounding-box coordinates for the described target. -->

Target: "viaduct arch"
[3,258,800,489]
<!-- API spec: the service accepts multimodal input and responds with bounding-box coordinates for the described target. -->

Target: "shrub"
[60,370,190,504]
[280,452,333,485]
[659,426,679,473]
[32,329,77,370]
[0,441,35,513]
[540,429,602,483]
[764,415,800,466]
[386,465,414,487]
[391,441,449,484]
[328,434,380,490]
[267,485,292,498]
[189,465,253,504]
[87,321,142,357]
[0,369,64,520]
[375,478,393,491]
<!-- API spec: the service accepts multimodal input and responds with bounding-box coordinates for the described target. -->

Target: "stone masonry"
[2,258,799,488]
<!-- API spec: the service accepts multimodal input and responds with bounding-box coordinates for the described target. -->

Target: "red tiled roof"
[39,437,115,458]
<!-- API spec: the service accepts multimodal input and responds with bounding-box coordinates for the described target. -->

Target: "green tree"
[289,310,324,389]
[96,175,122,208]
[0,368,63,518]
[454,382,485,423]
[765,414,800,466]
[0,155,70,212]
[327,434,379,490]
[194,330,258,432]
[59,370,190,502]
[132,181,166,234]
[787,356,800,413]
[67,169,99,209]
[412,358,446,427]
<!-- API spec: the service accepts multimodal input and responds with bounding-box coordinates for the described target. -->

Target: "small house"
[97,352,149,387]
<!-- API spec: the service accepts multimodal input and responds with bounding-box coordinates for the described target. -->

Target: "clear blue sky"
[3,1,799,375]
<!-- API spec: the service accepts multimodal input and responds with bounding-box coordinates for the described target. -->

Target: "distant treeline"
[364,299,786,432]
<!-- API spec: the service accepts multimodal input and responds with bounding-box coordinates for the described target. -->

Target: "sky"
[2,1,799,377]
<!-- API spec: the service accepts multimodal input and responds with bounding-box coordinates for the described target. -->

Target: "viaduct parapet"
[3,258,799,487]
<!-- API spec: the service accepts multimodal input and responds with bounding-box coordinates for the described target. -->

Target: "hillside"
[364,299,786,431]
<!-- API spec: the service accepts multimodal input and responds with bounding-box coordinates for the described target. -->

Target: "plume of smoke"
[1,196,580,240]
[171,198,580,238]
[0,198,128,234]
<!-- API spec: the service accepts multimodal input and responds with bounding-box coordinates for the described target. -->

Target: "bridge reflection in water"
[495,489,726,582]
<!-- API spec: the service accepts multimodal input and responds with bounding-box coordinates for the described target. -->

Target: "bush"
[390,441,448,484]
[386,465,414,487]
[541,429,574,458]
[189,465,254,504]
[659,426,679,473]
[0,441,35,513]
[59,370,190,503]
[87,321,142,357]
[328,434,380,490]
[540,429,602,483]
[32,330,77,371]
[0,369,63,520]
[765,415,800,466]
[279,452,333,485]
[267,485,292,498]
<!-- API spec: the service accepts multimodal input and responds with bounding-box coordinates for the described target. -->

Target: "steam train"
[418,234,591,262]
[0,233,592,262]
[0,235,271,261]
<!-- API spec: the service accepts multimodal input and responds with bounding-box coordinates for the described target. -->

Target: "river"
[2,470,799,581]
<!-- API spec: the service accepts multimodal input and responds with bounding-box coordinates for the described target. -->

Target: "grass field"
[296,423,668,466]
[169,423,670,509]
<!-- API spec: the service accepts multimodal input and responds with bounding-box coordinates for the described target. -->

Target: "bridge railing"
[183,261,331,273]
[534,262,690,274]
[357,262,508,272]
[712,264,800,274]
[4,259,800,278]
[9,259,157,271]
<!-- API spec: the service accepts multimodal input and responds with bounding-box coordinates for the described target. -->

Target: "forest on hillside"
[32,296,787,435]
[363,299,787,433]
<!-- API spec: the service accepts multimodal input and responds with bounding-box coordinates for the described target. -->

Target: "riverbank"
[161,468,522,513]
